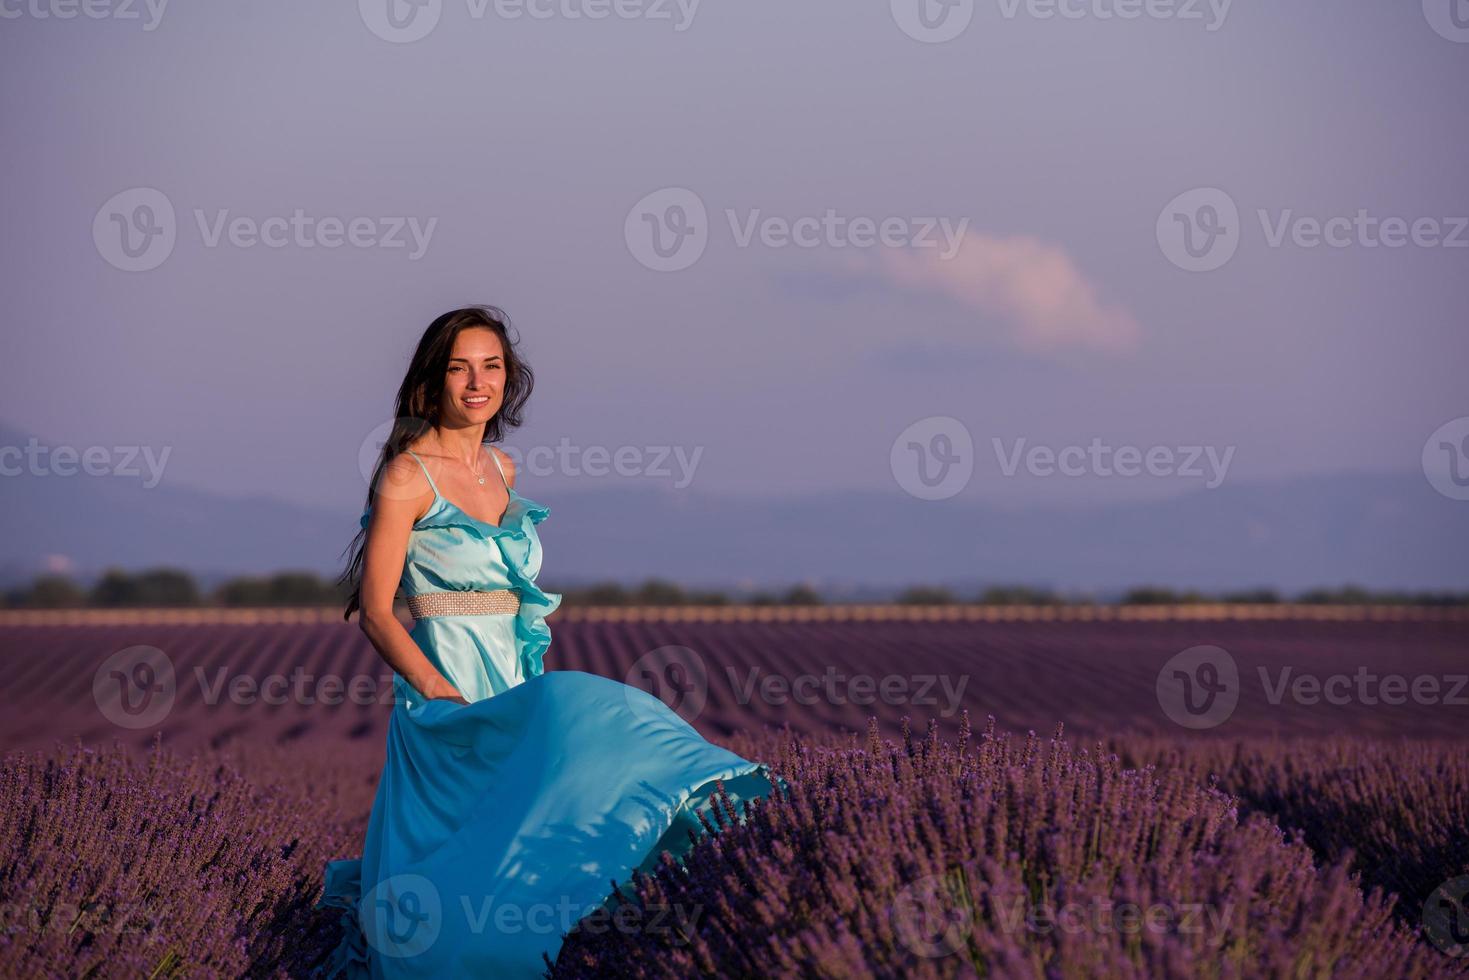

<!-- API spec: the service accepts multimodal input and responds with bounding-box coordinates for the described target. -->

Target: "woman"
[317,306,778,978]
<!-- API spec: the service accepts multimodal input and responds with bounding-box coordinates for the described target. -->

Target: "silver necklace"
[465,451,486,485]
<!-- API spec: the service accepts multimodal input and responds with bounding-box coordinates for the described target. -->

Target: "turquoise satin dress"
[317,449,777,978]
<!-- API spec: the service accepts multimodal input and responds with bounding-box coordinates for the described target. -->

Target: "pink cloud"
[869,233,1142,353]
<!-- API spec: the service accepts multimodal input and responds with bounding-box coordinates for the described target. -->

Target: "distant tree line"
[896,584,1469,607]
[0,570,822,609]
[2,568,348,609]
[3,569,1466,609]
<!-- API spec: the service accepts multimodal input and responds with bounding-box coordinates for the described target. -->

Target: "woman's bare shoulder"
[373,451,436,511]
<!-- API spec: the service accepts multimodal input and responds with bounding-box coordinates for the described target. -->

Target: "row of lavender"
[2,617,1465,753]
[2,722,1465,977]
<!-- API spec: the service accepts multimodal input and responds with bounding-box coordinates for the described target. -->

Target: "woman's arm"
[357,454,467,704]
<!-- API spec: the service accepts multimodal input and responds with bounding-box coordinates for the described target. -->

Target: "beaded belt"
[406,589,521,620]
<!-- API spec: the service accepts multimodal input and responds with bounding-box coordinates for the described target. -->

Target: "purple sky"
[2,0,1466,513]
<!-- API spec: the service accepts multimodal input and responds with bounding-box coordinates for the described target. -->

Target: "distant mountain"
[533,471,1468,595]
[0,424,1464,593]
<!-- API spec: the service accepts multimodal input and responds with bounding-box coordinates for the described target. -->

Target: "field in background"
[2,610,1466,976]
[1,610,1464,755]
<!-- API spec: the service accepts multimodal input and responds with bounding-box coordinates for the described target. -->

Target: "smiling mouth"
[463,396,490,408]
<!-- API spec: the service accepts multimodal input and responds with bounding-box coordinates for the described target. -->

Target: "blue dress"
[317,450,777,978]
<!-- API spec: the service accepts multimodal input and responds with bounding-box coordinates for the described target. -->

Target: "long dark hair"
[340,305,536,620]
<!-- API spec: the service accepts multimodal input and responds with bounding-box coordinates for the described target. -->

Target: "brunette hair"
[340,305,535,620]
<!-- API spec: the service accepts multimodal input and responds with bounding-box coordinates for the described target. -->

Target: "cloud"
[862,233,1142,354]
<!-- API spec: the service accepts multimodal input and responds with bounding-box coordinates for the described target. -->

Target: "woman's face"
[439,327,505,426]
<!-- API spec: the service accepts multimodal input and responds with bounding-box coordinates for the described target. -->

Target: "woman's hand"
[417,674,470,705]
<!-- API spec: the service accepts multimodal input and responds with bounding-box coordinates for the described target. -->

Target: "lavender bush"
[2,723,1466,977]
[550,717,1465,978]
[1110,735,1469,937]
[0,736,363,977]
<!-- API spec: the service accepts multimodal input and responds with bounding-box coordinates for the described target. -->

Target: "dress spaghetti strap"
[402,449,442,500]
[488,446,510,491]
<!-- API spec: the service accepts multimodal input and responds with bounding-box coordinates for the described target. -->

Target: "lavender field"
[1,612,1466,977]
